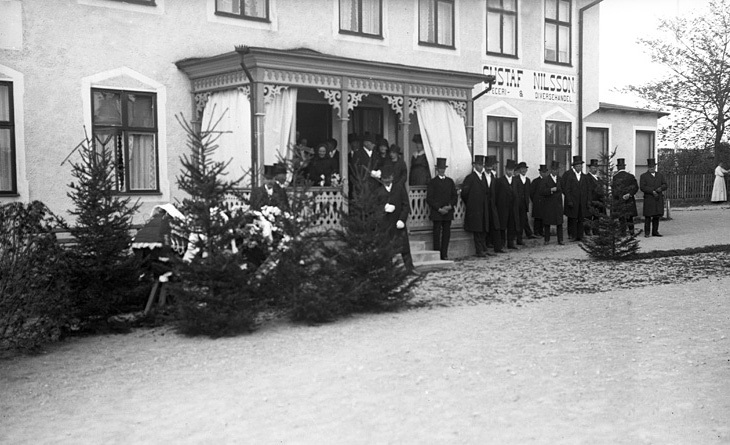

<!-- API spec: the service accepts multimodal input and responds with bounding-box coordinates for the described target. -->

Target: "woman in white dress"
[711,162,729,202]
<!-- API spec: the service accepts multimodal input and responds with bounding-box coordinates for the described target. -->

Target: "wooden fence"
[665,174,729,200]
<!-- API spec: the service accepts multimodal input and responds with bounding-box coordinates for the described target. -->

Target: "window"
[216,0,268,21]
[635,130,655,178]
[340,0,382,37]
[487,0,517,57]
[585,127,608,166]
[544,0,571,65]
[91,88,158,193]
[487,116,517,176]
[0,81,16,194]
[545,120,571,175]
[419,0,454,48]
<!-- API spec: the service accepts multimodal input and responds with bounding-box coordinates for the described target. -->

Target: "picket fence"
[665,174,729,200]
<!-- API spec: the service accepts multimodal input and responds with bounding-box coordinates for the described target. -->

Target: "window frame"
[91,88,160,194]
[487,116,518,177]
[585,126,608,166]
[215,0,270,22]
[486,0,518,58]
[339,0,383,39]
[545,120,572,176]
[635,129,656,178]
[0,81,17,195]
[419,0,456,49]
[544,0,572,66]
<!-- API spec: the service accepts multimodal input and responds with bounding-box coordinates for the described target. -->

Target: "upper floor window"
[216,0,269,21]
[419,0,454,48]
[545,0,571,65]
[487,116,517,177]
[0,81,16,194]
[340,0,382,38]
[92,88,159,193]
[110,0,156,5]
[487,0,517,57]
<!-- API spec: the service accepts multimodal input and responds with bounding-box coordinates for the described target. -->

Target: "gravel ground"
[1,205,729,444]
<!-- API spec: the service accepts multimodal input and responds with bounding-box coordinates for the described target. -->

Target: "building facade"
[0,0,665,238]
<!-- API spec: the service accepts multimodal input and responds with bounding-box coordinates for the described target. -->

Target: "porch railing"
[224,186,466,232]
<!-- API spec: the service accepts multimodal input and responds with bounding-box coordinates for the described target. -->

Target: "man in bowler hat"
[461,155,499,256]
[250,165,289,211]
[496,159,521,249]
[426,157,458,260]
[640,158,668,237]
[515,161,535,242]
[612,158,639,235]
[530,164,548,236]
[540,160,565,245]
[562,155,589,241]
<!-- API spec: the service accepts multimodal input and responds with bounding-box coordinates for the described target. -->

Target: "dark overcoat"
[585,173,606,214]
[530,176,544,219]
[640,171,668,217]
[539,174,564,225]
[562,170,589,218]
[516,175,531,215]
[461,171,500,232]
[250,183,289,211]
[612,170,639,217]
[496,176,521,230]
[426,176,458,221]
[382,156,408,188]
[375,182,411,254]
[349,148,379,191]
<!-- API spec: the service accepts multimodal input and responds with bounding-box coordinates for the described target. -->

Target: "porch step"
[414,259,455,273]
[410,238,456,272]
[412,249,442,263]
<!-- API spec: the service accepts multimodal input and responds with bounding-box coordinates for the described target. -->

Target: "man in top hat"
[461,154,499,257]
[584,159,604,236]
[530,164,548,237]
[612,158,639,235]
[376,164,416,273]
[326,137,341,173]
[562,155,589,242]
[515,161,535,242]
[349,132,380,193]
[484,155,504,253]
[540,160,565,245]
[250,165,289,211]
[427,157,458,260]
[496,159,521,249]
[639,158,668,237]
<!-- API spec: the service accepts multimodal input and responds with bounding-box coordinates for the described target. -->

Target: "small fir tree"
[170,110,260,337]
[581,148,641,260]
[64,135,142,320]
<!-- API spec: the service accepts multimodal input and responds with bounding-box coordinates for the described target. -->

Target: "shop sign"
[482,65,576,104]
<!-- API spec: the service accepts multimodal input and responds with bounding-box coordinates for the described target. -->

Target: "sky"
[598,0,711,103]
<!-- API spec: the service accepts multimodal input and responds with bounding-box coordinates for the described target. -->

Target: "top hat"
[571,155,585,166]
[473,155,486,166]
[485,155,498,166]
[389,144,401,154]
[412,134,423,144]
[273,163,288,175]
[362,133,376,144]
[263,165,275,179]
[616,158,626,169]
[517,161,528,169]
[550,160,561,170]
[505,159,517,170]
[435,158,448,169]
[647,158,657,167]
[588,159,599,167]
[538,164,548,172]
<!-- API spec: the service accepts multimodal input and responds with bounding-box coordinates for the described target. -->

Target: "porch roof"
[176,46,489,100]
[598,102,670,118]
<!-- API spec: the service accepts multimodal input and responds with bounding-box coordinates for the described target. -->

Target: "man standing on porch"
[350,132,380,192]
[426,158,458,261]
[640,158,668,237]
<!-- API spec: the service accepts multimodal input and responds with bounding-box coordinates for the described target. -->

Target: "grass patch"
[624,244,730,261]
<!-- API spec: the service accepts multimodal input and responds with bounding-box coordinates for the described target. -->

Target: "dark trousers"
[567,208,585,241]
[501,227,517,248]
[432,220,452,260]
[544,223,564,244]
[645,216,661,235]
[533,218,543,235]
[472,231,488,255]
[519,210,533,240]
[620,216,635,235]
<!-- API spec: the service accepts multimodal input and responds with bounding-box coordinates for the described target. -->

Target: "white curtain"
[128,133,156,190]
[416,100,473,182]
[264,87,298,165]
[201,89,252,182]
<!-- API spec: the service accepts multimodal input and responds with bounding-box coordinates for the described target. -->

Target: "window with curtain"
[486,0,517,57]
[340,0,382,37]
[586,127,608,166]
[419,0,454,48]
[545,120,571,175]
[92,88,158,192]
[487,116,517,177]
[216,0,269,21]
[0,81,16,194]
[545,0,571,64]
[635,130,655,166]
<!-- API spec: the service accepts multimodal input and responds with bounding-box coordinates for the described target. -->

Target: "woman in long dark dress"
[409,133,431,186]
[308,143,335,186]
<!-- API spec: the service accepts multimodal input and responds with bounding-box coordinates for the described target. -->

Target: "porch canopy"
[176,46,489,187]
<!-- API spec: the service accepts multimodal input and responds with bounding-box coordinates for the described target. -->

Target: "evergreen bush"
[0,201,70,350]
[63,135,143,323]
